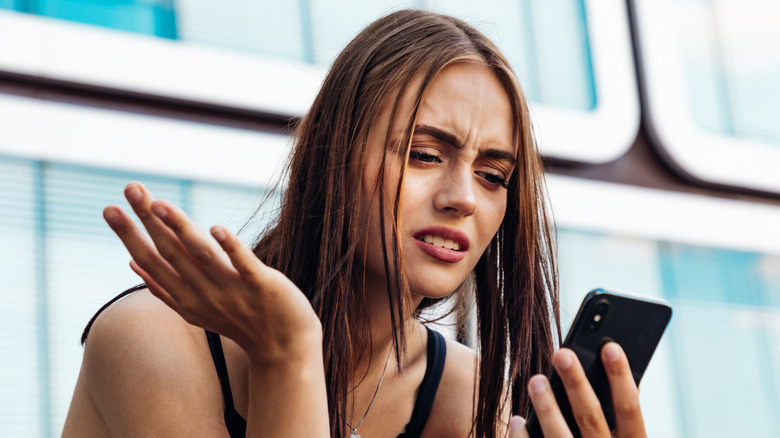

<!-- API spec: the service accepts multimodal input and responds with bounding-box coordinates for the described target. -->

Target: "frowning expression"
[360,62,516,303]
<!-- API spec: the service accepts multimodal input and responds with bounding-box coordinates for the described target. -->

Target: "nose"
[433,168,477,216]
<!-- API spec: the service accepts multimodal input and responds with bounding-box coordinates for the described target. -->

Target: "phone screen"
[525,289,672,438]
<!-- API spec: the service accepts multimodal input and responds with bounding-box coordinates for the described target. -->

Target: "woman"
[62,9,647,438]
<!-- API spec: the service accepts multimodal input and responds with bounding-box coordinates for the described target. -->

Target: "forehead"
[418,63,513,132]
[367,62,517,155]
[398,63,516,154]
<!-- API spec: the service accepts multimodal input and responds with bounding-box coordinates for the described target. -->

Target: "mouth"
[415,234,463,251]
[412,227,470,263]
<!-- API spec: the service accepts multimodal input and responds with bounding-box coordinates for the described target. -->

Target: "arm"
[99,182,329,437]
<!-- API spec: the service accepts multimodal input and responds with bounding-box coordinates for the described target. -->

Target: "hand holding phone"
[524,289,672,438]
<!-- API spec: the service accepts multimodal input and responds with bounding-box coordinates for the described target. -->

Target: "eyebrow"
[413,124,517,164]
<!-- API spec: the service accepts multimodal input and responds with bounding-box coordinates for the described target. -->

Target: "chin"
[407,274,469,301]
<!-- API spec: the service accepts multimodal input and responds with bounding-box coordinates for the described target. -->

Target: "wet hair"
[253,9,560,438]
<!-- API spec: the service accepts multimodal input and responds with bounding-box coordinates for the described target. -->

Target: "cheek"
[495,200,508,227]
[479,195,508,242]
[487,190,508,223]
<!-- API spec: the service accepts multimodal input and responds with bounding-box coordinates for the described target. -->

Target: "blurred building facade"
[0,0,778,436]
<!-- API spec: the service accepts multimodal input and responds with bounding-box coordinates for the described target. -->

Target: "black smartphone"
[525,289,672,438]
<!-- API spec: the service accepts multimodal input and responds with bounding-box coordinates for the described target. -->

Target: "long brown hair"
[253,9,559,438]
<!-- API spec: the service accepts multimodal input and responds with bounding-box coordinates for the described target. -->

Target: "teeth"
[420,235,462,251]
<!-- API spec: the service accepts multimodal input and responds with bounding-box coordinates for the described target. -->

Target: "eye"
[476,171,509,189]
[409,150,442,164]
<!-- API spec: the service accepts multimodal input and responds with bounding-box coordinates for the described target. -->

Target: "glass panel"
[175,0,305,61]
[660,243,780,436]
[189,181,278,248]
[556,229,681,438]
[679,0,780,145]
[308,0,420,65]
[308,0,595,110]
[429,0,595,109]
[0,157,41,437]
[557,227,780,437]
[0,0,21,9]
[522,0,595,109]
[44,164,185,433]
[0,157,272,434]
[7,0,178,38]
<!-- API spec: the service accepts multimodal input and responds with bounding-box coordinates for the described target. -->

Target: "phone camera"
[587,301,610,333]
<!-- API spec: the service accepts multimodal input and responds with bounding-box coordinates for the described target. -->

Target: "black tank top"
[205,327,447,438]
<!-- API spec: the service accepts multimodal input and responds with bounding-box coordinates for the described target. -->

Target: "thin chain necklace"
[346,344,393,438]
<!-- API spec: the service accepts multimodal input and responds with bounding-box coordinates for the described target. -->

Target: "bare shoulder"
[63,288,228,437]
[423,336,478,438]
[82,288,213,378]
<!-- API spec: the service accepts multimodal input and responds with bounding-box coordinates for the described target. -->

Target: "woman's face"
[360,62,516,304]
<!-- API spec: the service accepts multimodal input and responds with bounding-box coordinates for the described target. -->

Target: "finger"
[150,199,232,280]
[129,260,205,328]
[508,416,528,438]
[124,183,213,289]
[210,225,267,284]
[602,343,647,438]
[128,259,181,315]
[527,375,573,438]
[104,205,184,294]
[554,349,610,437]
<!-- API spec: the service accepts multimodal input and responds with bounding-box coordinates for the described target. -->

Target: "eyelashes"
[476,171,509,188]
[409,150,441,163]
[408,150,509,189]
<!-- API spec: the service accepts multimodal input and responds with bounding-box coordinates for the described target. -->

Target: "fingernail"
[151,203,168,220]
[104,208,119,224]
[603,343,620,362]
[125,184,142,203]
[509,415,525,431]
[529,375,547,395]
[555,350,573,370]
[211,226,226,242]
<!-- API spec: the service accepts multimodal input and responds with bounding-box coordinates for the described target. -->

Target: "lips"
[413,227,470,263]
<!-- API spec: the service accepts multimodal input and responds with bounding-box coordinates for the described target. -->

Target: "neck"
[353,277,425,375]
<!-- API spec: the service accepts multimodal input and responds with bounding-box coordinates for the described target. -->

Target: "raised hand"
[510,343,647,438]
[102,182,322,365]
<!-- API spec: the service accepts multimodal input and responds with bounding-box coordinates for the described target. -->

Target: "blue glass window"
[1,0,177,38]
[557,227,780,438]
[305,0,595,110]
[0,158,41,437]
[679,0,780,145]
[0,154,270,435]
[174,0,305,61]
[660,243,780,436]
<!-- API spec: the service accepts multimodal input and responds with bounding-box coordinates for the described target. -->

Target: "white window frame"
[547,174,780,257]
[0,92,291,187]
[0,10,323,117]
[634,0,780,194]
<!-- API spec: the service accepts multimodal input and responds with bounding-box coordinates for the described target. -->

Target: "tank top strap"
[397,327,447,438]
[205,330,247,437]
